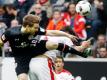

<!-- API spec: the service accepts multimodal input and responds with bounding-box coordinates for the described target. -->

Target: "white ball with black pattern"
[76,0,91,16]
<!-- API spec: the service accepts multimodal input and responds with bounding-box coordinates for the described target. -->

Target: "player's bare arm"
[46,30,78,42]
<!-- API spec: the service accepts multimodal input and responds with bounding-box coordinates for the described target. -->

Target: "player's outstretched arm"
[46,30,78,42]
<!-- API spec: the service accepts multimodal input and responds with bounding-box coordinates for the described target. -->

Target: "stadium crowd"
[0,0,106,58]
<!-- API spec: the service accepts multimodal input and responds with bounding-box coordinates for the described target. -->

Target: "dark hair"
[23,14,40,27]
[56,56,64,62]
[4,4,17,10]
[0,5,4,9]
[67,2,76,10]
[52,9,61,14]
[97,34,106,39]
[99,46,107,51]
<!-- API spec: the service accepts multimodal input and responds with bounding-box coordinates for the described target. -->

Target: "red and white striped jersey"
[54,69,75,80]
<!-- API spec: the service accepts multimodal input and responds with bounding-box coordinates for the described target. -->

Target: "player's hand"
[68,35,78,42]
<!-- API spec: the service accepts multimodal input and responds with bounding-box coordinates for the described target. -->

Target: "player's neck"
[55,69,63,73]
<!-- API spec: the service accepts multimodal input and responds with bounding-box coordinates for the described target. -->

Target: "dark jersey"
[1,26,46,56]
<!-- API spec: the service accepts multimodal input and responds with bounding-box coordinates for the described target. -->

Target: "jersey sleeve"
[38,27,46,35]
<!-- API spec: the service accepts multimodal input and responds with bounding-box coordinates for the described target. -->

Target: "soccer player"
[0,14,90,80]
[29,36,92,80]
[54,56,75,80]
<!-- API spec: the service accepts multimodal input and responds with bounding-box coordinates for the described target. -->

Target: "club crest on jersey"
[30,39,37,47]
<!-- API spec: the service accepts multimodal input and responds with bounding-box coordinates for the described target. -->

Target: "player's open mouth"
[57,65,60,67]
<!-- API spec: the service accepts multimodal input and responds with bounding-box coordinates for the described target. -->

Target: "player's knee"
[46,41,58,50]
[18,73,28,80]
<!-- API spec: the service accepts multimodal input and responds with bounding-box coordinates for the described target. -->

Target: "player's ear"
[62,63,64,67]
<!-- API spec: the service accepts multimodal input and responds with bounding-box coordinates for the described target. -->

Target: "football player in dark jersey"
[0,14,91,80]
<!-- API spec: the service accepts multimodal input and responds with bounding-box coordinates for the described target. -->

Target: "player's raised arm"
[46,30,78,42]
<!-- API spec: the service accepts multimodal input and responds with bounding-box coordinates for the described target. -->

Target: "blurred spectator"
[87,0,106,39]
[52,0,65,11]
[92,34,107,57]
[62,0,75,12]
[103,0,107,19]
[0,0,15,5]
[11,19,19,27]
[94,0,107,34]
[97,47,107,58]
[28,3,49,29]
[61,0,79,12]
[63,2,87,40]
[46,9,66,30]
[50,0,59,4]
[0,5,9,27]
[36,0,53,18]
[0,18,7,56]
[4,4,26,27]
[0,5,5,18]
[37,0,48,5]
[54,56,75,80]
[52,0,65,6]
[13,0,35,14]
[102,0,107,35]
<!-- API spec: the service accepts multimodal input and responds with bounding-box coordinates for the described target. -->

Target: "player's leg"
[14,56,32,80]
[32,39,91,58]
[29,57,54,80]
[45,40,91,58]
[28,70,38,80]
[28,40,55,80]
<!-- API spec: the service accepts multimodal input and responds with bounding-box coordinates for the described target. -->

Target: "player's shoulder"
[7,26,21,31]
[5,26,22,35]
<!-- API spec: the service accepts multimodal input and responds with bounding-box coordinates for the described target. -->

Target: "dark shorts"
[15,56,32,75]
[14,40,48,75]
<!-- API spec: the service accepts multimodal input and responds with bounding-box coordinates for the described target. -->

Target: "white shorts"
[29,58,55,80]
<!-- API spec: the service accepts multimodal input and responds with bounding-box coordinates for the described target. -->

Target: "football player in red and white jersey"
[54,56,75,80]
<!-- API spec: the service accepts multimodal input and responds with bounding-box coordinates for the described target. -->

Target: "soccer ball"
[76,0,91,16]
